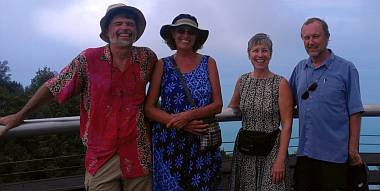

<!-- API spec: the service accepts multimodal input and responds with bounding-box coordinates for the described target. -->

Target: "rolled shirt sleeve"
[346,66,364,115]
[45,53,87,104]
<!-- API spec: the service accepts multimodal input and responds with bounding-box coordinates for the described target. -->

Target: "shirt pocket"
[319,77,346,107]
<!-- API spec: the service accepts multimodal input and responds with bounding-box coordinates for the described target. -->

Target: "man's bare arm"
[0,84,54,136]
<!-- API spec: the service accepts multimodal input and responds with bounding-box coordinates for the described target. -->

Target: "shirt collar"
[100,45,112,64]
[304,49,335,69]
[100,45,138,65]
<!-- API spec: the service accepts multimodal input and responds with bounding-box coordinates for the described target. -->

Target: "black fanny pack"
[237,129,280,156]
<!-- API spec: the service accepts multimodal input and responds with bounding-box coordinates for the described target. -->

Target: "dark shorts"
[294,156,348,191]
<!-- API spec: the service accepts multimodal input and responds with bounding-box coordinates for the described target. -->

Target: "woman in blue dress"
[145,14,223,191]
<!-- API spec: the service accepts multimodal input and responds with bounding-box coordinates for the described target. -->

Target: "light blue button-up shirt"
[289,50,363,163]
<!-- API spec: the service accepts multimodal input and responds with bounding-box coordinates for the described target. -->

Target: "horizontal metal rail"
[1,105,380,190]
[1,104,380,138]
[0,154,84,166]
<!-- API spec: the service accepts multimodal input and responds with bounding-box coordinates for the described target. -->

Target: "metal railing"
[1,105,380,190]
[2,104,380,138]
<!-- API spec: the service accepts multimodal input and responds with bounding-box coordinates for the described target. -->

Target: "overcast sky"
[1,0,380,103]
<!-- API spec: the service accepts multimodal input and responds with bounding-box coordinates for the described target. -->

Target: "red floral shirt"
[46,45,157,178]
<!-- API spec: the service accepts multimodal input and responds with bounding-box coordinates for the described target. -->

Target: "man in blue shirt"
[290,17,364,190]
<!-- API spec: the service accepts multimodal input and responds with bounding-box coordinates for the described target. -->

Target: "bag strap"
[170,55,196,108]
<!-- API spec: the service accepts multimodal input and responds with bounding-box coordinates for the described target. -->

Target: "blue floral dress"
[152,55,221,191]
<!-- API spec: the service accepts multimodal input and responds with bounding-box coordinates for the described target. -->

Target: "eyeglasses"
[301,82,318,100]
[175,27,197,36]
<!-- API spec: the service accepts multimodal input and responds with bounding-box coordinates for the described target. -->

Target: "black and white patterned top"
[230,73,291,191]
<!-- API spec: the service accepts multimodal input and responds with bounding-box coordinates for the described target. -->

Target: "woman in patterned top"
[228,33,294,191]
[145,14,223,190]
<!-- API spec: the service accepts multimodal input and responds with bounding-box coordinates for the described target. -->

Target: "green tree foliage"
[0,60,26,116]
[0,65,84,184]
[0,86,26,116]
[24,66,81,119]
[0,60,11,82]
[25,66,56,94]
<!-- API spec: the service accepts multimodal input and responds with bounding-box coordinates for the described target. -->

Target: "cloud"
[30,0,158,46]
[28,0,303,56]
[284,0,358,9]
[1,0,380,88]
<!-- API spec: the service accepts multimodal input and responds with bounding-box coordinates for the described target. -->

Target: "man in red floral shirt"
[0,3,157,191]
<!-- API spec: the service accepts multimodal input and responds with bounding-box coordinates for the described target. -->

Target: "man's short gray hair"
[301,17,330,38]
